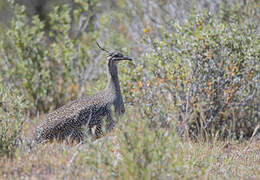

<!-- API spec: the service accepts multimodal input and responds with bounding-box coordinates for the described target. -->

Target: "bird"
[31,42,132,145]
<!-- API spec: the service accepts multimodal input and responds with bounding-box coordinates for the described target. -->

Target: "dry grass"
[0,116,259,180]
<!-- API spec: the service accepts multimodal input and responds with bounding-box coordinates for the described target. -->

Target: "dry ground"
[0,118,259,180]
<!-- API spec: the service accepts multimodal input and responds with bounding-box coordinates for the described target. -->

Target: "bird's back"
[34,90,115,143]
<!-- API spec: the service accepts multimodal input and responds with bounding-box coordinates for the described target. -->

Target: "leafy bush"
[127,4,259,139]
[0,3,90,114]
[0,84,27,157]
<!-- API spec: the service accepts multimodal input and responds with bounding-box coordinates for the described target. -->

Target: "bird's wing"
[37,92,108,130]
[40,99,88,129]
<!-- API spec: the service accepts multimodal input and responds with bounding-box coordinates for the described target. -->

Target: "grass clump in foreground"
[0,112,259,179]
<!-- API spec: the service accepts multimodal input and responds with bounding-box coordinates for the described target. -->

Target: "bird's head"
[96,42,132,64]
[106,51,132,64]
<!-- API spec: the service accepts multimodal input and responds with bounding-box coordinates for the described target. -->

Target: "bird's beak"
[114,56,132,61]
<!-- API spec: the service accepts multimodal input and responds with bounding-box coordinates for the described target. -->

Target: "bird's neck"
[106,63,121,94]
[105,62,125,115]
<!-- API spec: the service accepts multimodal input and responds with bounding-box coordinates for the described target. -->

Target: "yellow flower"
[143,27,151,34]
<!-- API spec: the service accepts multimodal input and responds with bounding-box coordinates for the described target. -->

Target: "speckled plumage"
[32,49,132,145]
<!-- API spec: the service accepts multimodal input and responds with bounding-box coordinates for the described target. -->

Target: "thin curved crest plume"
[96,41,110,53]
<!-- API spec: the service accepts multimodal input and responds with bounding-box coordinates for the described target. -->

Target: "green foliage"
[0,84,27,157]
[117,120,178,179]
[0,3,85,113]
[67,116,216,179]
[128,4,259,139]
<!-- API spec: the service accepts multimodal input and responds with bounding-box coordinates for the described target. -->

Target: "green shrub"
[0,85,27,157]
[0,2,90,114]
[119,2,259,140]
[141,11,259,139]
